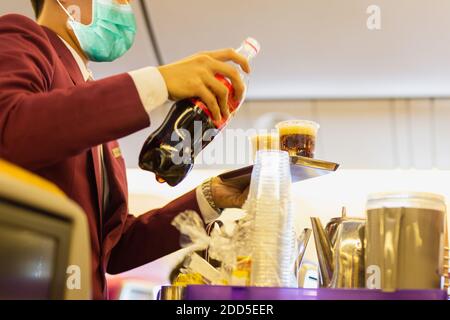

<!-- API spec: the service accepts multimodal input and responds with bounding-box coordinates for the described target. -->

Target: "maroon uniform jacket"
[0,14,201,299]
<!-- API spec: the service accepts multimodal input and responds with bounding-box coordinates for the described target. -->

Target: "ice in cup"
[276,120,320,158]
[249,133,280,160]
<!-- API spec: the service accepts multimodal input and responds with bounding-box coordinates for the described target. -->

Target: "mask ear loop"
[56,0,77,23]
[56,0,79,31]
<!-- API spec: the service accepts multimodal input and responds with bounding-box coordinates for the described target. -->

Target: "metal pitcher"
[310,208,366,288]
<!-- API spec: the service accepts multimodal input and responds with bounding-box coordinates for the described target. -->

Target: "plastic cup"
[247,150,296,288]
[248,150,291,200]
[276,120,320,158]
[249,133,280,161]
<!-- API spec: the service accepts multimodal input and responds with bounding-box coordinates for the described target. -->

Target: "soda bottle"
[138,38,260,186]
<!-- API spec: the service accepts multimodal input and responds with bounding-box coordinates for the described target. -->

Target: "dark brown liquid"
[139,74,237,187]
[139,99,218,187]
[280,133,315,158]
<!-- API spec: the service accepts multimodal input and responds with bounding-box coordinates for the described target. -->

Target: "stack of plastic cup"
[248,150,297,287]
[249,132,280,162]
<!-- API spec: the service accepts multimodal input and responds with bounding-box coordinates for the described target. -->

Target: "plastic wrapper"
[171,210,239,284]
[171,210,210,251]
[171,210,236,266]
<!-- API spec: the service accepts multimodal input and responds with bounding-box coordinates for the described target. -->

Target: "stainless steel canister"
[365,192,446,291]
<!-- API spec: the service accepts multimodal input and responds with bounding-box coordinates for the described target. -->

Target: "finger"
[203,74,230,119]
[205,48,250,73]
[197,86,222,123]
[232,175,251,189]
[211,61,246,102]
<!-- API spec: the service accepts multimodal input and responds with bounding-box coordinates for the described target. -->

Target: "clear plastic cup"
[276,120,320,158]
[247,150,296,288]
[248,150,291,201]
[249,133,280,161]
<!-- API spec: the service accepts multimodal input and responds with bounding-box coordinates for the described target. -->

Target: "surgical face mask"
[58,0,137,62]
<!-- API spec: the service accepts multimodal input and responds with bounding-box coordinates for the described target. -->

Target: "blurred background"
[2,0,450,297]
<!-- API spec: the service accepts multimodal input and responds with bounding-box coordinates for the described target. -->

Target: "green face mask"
[58,0,137,62]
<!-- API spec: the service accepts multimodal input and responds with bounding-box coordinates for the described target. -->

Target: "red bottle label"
[193,74,240,129]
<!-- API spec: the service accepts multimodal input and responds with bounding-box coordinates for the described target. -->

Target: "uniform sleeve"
[106,189,201,274]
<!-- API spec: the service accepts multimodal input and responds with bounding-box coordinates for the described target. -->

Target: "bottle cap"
[243,37,261,55]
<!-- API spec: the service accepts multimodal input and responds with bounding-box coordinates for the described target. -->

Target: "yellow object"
[0,159,64,196]
[112,147,122,159]
[173,273,205,287]
[231,256,252,286]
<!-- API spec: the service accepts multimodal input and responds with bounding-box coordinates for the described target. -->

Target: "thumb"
[235,186,250,208]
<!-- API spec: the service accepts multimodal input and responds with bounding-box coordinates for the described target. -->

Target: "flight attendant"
[0,0,250,299]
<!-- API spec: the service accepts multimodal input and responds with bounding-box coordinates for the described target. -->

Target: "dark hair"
[31,0,44,18]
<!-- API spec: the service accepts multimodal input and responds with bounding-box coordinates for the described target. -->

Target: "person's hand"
[210,175,250,209]
[158,49,251,123]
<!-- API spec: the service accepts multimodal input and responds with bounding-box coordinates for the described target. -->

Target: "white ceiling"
[4,0,450,99]
[146,0,450,99]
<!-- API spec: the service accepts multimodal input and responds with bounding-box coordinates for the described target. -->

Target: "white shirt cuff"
[128,67,168,116]
[196,186,221,225]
